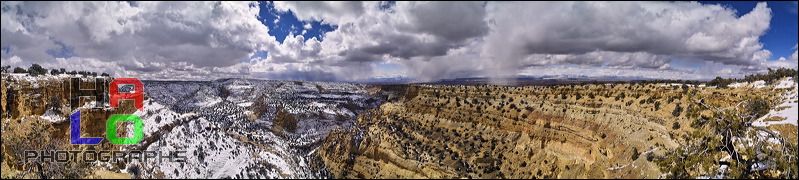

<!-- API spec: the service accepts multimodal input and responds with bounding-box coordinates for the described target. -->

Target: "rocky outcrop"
[271,107,298,136]
[316,83,732,178]
[1,74,138,177]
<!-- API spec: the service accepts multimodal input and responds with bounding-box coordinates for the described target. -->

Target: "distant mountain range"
[350,75,663,85]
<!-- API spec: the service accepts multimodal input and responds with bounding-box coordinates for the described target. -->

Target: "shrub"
[672,103,683,117]
[27,63,47,76]
[128,163,141,179]
[746,97,769,118]
[654,101,661,111]
[13,67,27,73]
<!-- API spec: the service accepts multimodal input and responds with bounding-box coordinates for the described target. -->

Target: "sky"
[1,1,797,82]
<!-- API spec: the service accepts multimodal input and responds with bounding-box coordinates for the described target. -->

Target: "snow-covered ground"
[133,98,186,136]
[40,109,67,123]
[720,78,796,179]
[658,83,701,87]
[752,78,798,127]
[131,78,385,178]
[729,80,767,89]
[0,76,385,178]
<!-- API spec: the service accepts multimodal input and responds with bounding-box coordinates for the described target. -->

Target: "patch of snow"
[607,162,631,171]
[193,98,222,107]
[774,77,795,89]
[730,80,768,89]
[134,99,182,135]
[40,109,66,123]
[659,83,695,87]
[307,102,326,108]
[752,78,798,127]
[715,164,728,179]
[720,155,731,162]
[641,147,659,154]
[236,102,253,107]
[750,162,770,172]
[753,80,767,88]
[227,85,253,90]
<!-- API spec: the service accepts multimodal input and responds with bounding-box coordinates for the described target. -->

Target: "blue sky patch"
[257,1,337,44]
[46,40,77,58]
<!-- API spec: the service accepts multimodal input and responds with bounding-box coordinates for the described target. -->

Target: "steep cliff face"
[1,74,133,138]
[1,74,140,178]
[316,83,794,178]
[4,73,795,179]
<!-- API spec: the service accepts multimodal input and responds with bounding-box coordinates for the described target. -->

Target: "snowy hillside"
[752,77,798,127]
[128,79,385,178]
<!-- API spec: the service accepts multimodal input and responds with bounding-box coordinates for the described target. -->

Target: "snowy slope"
[752,77,798,127]
[128,79,385,178]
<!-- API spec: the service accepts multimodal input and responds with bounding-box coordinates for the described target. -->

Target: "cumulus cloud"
[263,1,490,80]
[0,30,61,62]
[518,65,705,80]
[1,1,790,82]
[1,1,273,68]
[265,33,323,63]
[764,44,799,70]
[272,1,366,25]
[270,1,488,61]
[267,1,778,81]
[251,60,375,82]
[484,2,772,69]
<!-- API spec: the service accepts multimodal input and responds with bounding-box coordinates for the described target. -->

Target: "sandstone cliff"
[317,82,796,178]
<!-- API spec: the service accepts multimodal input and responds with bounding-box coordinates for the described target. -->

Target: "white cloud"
[483,2,772,69]
[267,1,778,81]
[718,68,734,75]
[1,1,788,82]
[265,33,322,63]
[1,1,274,68]
[760,45,799,71]
[764,59,797,70]
[764,44,799,70]
[0,30,61,62]
[273,1,365,25]
[517,65,706,80]
[272,1,488,60]
[260,1,490,81]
